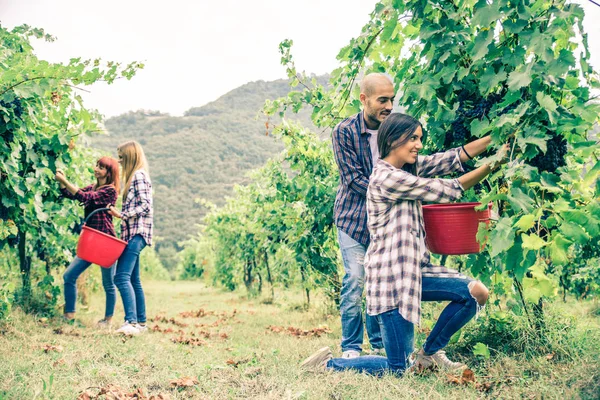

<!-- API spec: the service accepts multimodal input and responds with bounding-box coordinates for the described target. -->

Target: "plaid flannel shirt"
[332,112,373,246]
[61,185,117,237]
[120,170,153,246]
[365,149,467,324]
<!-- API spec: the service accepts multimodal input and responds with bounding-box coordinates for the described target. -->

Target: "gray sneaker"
[97,319,112,329]
[301,347,333,370]
[341,350,360,359]
[135,324,148,334]
[414,348,466,371]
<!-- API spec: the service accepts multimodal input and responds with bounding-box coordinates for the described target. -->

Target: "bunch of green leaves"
[0,24,142,304]
[188,121,340,303]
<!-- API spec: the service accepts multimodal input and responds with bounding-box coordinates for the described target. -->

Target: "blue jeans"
[63,256,116,318]
[327,276,478,376]
[338,229,383,352]
[114,235,147,324]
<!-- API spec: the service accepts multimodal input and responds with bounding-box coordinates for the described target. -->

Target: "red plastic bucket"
[422,202,492,255]
[76,225,127,268]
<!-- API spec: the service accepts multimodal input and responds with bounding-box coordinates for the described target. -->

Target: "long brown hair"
[95,156,120,195]
[117,141,149,200]
[377,113,423,175]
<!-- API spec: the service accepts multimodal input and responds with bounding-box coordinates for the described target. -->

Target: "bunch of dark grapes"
[0,98,23,118]
[1,98,23,143]
[527,134,567,173]
[450,119,469,143]
[579,242,600,260]
[447,92,506,145]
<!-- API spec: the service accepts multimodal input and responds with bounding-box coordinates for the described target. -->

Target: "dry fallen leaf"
[267,325,332,337]
[42,344,63,353]
[53,359,66,367]
[149,394,171,400]
[447,368,477,386]
[169,376,199,388]
[462,368,476,383]
[76,390,95,400]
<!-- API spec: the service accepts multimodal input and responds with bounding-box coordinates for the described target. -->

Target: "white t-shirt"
[367,128,379,162]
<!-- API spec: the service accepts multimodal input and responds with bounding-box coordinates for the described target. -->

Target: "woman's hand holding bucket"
[107,205,121,219]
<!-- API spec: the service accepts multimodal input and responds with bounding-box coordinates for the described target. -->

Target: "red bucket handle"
[83,207,111,225]
[77,207,129,233]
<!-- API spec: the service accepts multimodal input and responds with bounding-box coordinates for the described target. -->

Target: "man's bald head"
[359,73,395,129]
[360,73,394,97]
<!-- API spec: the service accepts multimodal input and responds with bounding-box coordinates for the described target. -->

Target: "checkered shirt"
[332,112,374,246]
[120,169,153,246]
[61,185,117,237]
[365,149,467,324]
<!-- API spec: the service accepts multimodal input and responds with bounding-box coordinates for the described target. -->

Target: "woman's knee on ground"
[468,281,489,306]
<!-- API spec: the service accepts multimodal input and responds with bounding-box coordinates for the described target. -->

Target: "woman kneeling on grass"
[108,141,153,336]
[302,113,507,375]
[55,157,120,327]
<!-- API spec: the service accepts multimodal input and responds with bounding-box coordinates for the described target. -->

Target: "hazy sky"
[1,0,599,118]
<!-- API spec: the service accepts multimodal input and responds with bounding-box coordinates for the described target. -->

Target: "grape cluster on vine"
[0,98,23,118]
[526,134,567,173]
[579,242,600,260]
[446,91,515,145]
[0,98,23,143]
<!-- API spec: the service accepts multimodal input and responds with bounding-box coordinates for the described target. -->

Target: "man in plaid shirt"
[331,73,395,358]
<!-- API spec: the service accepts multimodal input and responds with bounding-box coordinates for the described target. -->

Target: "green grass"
[0,281,599,399]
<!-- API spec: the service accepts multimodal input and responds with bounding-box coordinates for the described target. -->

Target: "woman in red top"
[55,157,120,326]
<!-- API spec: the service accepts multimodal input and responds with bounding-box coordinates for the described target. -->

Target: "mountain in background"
[90,76,328,269]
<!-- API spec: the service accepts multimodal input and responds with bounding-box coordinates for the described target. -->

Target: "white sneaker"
[135,324,148,333]
[414,348,466,371]
[341,350,360,359]
[115,322,140,336]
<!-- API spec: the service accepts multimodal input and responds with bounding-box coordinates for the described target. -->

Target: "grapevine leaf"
[473,342,490,359]
[515,214,536,232]
[470,118,491,138]
[489,217,516,257]
[472,0,501,27]
[505,236,527,281]
[381,18,398,42]
[522,281,542,303]
[583,160,600,187]
[535,92,557,114]
[479,66,506,95]
[506,187,535,214]
[549,233,572,266]
[503,18,527,34]
[562,210,591,226]
[507,69,532,91]
[546,49,576,77]
[471,30,493,62]
[559,221,589,243]
[521,233,546,250]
